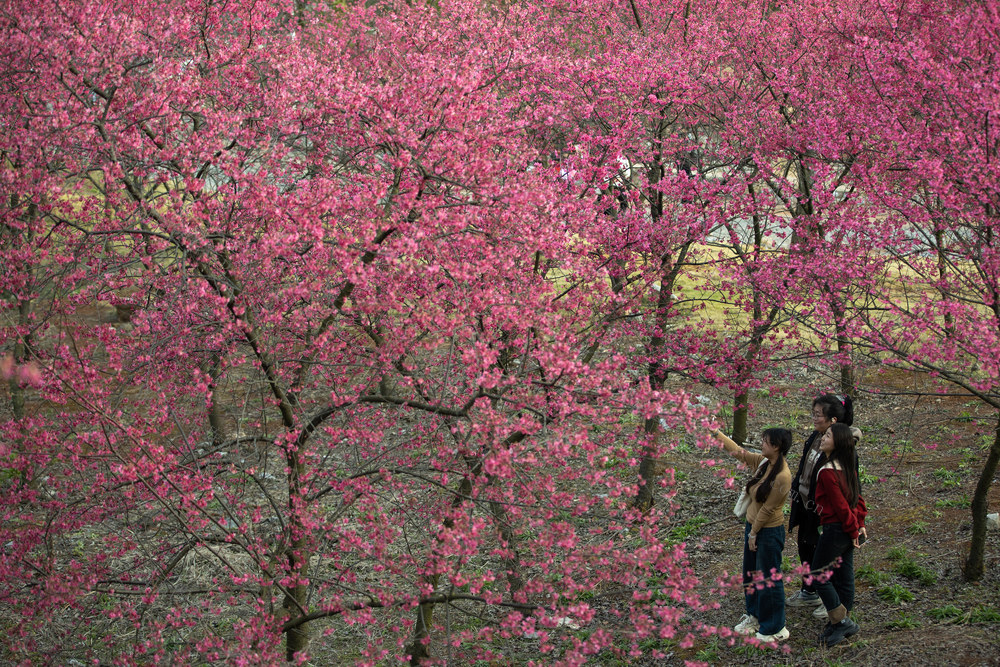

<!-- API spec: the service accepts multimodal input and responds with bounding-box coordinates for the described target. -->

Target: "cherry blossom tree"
[815,0,1000,581]
[3,2,995,666]
[0,0,725,663]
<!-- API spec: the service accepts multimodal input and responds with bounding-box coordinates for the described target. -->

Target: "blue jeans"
[811,522,855,613]
[742,522,786,634]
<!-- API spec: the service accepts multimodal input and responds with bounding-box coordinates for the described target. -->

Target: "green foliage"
[927,604,963,621]
[956,447,978,469]
[694,637,721,663]
[716,405,734,429]
[880,439,915,457]
[856,564,890,586]
[673,441,694,454]
[886,546,908,562]
[733,643,768,659]
[892,556,938,585]
[928,604,1000,625]
[934,495,971,509]
[877,583,915,604]
[886,613,921,630]
[969,606,1000,624]
[932,467,962,488]
[906,521,928,535]
[638,637,678,654]
[0,466,21,485]
[667,515,707,544]
[859,463,878,485]
[786,405,807,430]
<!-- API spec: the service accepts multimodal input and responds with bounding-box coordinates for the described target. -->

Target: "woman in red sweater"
[813,422,868,647]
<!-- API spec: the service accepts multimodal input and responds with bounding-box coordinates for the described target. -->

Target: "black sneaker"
[819,621,834,641]
[824,618,860,647]
[787,590,823,607]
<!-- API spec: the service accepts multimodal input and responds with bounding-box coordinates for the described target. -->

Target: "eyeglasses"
[812,411,826,419]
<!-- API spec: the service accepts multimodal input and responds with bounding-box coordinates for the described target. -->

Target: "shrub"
[893,557,938,585]
[877,584,915,604]
[886,613,921,629]
[928,604,963,621]
[856,564,890,586]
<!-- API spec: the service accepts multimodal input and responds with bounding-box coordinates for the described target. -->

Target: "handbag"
[733,459,768,518]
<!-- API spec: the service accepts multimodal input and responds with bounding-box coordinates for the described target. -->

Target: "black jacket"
[788,431,821,532]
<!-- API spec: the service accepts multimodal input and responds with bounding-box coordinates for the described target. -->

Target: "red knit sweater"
[815,462,868,540]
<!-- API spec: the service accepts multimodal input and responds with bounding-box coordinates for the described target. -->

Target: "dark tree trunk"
[963,415,1000,581]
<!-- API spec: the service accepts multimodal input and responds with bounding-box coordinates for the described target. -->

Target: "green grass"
[928,604,1000,625]
[786,405,808,430]
[934,495,971,509]
[970,606,1000,624]
[880,439,915,457]
[859,464,879,485]
[932,467,962,488]
[668,515,708,544]
[637,637,678,654]
[892,557,938,585]
[886,613,921,630]
[906,520,928,535]
[856,564,890,586]
[733,643,768,659]
[886,546,908,561]
[694,636,721,663]
[927,604,963,621]
[877,583,915,604]
[956,447,978,469]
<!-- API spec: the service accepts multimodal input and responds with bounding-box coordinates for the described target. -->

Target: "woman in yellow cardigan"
[713,427,793,643]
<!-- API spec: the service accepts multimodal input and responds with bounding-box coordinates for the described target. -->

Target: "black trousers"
[796,514,820,593]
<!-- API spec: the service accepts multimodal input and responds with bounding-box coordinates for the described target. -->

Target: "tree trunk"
[963,414,1000,581]
[634,259,677,513]
[634,415,662,513]
[934,227,956,337]
[9,298,31,420]
[6,197,36,421]
[284,447,311,661]
[405,473,475,663]
[406,572,440,665]
[490,499,524,596]
[202,353,226,446]
[732,391,749,445]
[831,299,854,398]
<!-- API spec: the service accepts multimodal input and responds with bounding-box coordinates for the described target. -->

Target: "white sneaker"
[734,614,760,635]
[755,626,790,643]
[813,605,829,618]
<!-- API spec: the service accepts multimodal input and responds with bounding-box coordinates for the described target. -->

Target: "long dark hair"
[826,423,861,507]
[813,393,854,426]
[748,428,793,503]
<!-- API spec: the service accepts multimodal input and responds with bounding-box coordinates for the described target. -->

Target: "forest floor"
[640,363,1000,666]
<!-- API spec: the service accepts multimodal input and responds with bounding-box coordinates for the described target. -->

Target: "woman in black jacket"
[787,394,860,612]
